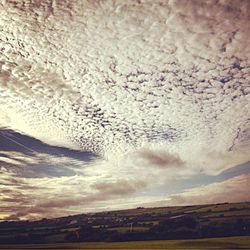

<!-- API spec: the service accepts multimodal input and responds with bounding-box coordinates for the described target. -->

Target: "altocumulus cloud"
[0,0,250,220]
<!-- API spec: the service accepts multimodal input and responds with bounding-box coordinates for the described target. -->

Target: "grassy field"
[107,226,149,233]
[0,236,250,250]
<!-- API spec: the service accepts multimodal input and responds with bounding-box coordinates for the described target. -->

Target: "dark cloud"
[93,180,147,196]
[39,180,148,209]
[2,179,148,220]
[137,149,185,168]
[0,129,99,178]
[0,129,97,161]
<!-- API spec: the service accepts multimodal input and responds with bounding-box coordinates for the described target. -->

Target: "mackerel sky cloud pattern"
[0,0,250,220]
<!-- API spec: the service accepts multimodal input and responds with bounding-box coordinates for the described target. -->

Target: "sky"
[0,0,250,221]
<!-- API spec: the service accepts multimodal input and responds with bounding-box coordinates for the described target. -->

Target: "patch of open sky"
[143,161,250,197]
[0,128,98,162]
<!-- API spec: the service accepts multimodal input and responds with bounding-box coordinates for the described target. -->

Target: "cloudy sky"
[0,0,250,221]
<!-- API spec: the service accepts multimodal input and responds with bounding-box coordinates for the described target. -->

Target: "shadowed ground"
[0,236,250,250]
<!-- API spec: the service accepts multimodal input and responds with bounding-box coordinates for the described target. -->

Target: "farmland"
[0,202,250,245]
[0,236,250,249]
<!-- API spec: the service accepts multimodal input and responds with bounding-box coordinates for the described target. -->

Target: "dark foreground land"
[0,202,250,245]
[0,236,250,249]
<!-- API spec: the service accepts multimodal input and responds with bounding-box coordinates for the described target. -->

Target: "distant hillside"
[0,202,250,244]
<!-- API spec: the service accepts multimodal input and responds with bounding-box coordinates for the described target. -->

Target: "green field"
[0,236,249,249]
[107,226,149,233]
